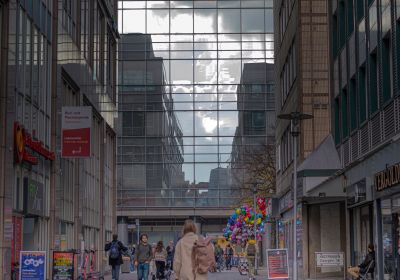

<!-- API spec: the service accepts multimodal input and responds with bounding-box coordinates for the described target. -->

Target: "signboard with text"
[20,251,46,280]
[53,251,74,279]
[61,106,92,158]
[315,252,344,267]
[266,249,289,279]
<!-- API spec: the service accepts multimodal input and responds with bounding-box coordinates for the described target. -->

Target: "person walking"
[225,244,233,270]
[135,234,153,280]
[245,236,259,280]
[174,219,213,280]
[154,241,167,279]
[347,244,375,279]
[166,240,175,270]
[105,234,128,280]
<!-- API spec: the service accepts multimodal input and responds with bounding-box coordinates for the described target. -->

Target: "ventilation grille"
[360,124,369,155]
[384,101,395,140]
[371,113,382,147]
[351,132,359,161]
[343,140,350,167]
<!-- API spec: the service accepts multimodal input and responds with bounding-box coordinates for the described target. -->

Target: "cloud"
[202,117,218,134]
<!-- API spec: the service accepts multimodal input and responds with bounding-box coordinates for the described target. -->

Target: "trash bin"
[121,256,131,273]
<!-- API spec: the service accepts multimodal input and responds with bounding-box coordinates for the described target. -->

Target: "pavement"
[104,267,270,280]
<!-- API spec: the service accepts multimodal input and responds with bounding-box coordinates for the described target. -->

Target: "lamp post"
[253,183,258,273]
[277,112,313,280]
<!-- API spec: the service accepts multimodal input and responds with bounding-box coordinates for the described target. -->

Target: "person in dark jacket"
[105,234,128,280]
[135,234,153,280]
[347,244,375,279]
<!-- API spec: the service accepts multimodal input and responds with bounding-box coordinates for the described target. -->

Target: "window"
[62,0,77,42]
[334,97,341,144]
[252,111,265,128]
[341,89,349,138]
[369,53,378,114]
[382,37,392,103]
[349,78,357,131]
[347,0,354,35]
[358,67,367,122]
[356,0,365,20]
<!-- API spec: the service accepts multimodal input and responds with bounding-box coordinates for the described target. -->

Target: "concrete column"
[118,219,129,245]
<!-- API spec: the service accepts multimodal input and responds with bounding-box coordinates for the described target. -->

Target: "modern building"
[274,0,345,278]
[117,0,275,245]
[316,0,400,279]
[0,0,118,278]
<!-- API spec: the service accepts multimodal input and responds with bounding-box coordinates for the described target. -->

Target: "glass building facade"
[117,0,275,218]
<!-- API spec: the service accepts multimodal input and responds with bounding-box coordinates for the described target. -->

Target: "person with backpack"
[225,244,234,270]
[245,237,259,280]
[135,234,153,280]
[173,219,215,280]
[104,234,128,280]
[166,240,175,270]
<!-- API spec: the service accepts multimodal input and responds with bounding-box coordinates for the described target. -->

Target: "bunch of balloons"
[222,198,272,246]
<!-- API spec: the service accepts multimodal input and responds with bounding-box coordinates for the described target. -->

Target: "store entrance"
[382,197,400,279]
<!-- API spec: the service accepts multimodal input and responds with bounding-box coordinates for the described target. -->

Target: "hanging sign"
[266,249,289,279]
[61,106,92,158]
[19,251,46,280]
[52,251,74,279]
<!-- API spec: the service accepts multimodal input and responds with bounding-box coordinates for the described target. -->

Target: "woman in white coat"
[173,220,208,280]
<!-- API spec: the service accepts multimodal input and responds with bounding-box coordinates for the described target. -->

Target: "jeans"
[137,263,150,280]
[130,259,135,272]
[112,264,120,280]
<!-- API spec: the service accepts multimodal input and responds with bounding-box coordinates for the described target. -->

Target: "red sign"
[61,107,92,158]
[266,249,289,279]
[14,122,55,164]
[11,216,22,270]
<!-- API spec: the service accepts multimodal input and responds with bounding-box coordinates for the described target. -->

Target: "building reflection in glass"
[117,1,274,211]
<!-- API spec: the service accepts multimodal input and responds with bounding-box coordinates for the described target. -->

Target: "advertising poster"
[53,252,74,279]
[266,249,289,279]
[20,251,46,280]
[61,106,92,158]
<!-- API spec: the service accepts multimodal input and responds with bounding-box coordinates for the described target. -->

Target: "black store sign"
[375,162,400,192]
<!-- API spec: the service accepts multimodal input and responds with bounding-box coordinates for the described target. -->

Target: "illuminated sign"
[14,122,55,164]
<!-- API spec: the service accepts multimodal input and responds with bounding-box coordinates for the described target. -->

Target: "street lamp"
[277,112,313,280]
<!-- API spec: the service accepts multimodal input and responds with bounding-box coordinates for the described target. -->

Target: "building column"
[117,218,129,245]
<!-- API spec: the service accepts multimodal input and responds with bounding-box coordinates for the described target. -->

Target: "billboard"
[20,251,46,280]
[53,252,74,279]
[266,249,289,279]
[61,106,92,158]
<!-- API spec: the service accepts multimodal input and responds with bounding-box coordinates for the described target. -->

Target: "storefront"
[374,162,400,280]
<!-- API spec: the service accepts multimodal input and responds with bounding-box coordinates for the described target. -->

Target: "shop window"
[369,53,378,114]
[350,205,373,265]
[358,67,367,122]
[349,78,357,131]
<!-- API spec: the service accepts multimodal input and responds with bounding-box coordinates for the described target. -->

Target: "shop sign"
[315,252,344,267]
[23,178,44,216]
[20,251,46,280]
[61,106,92,158]
[11,216,22,270]
[14,121,55,164]
[266,249,289,279]
[375,162,400,192]
[52,252,74,280]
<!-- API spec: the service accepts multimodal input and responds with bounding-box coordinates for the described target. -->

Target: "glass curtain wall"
[118,0,274,209]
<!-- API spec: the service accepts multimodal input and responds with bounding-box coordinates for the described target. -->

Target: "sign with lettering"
[315,252,344,267]
[20,251,46,280]
[61,106,92,158]
[53,252,74,279]
[14,121,55,164]
[23,178,44,216]
[375,162,400,191]
[266,249,289,279]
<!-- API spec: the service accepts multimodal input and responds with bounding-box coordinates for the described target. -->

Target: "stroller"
[358,260,375,280]
[238,257,248,275]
